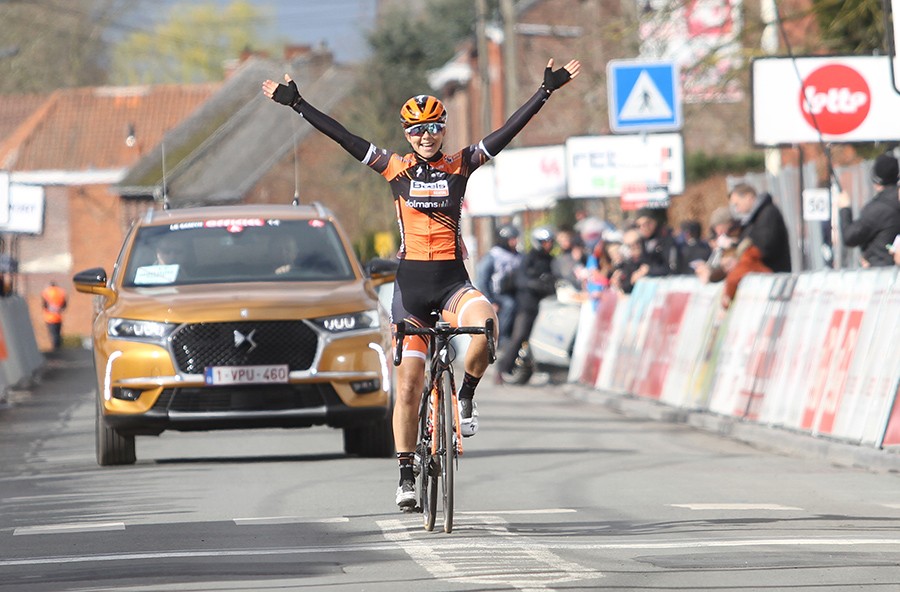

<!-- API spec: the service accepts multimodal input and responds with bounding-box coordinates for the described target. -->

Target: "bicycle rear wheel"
[440,369,455,533]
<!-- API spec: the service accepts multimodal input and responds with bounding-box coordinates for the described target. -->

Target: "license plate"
[204,364,289,385]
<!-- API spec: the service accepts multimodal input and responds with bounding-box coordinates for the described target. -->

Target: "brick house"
[0,83,216,349]
[0,47,358,348]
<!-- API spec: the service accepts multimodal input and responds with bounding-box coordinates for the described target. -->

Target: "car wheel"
[343,413,394,458]
[342,427,361,456]
[95,399,136,466]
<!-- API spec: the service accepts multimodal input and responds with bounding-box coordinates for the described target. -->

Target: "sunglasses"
[405,122,446,136]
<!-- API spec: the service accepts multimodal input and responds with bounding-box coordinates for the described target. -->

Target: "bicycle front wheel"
[418,388,437,532]
[440,369,455,533]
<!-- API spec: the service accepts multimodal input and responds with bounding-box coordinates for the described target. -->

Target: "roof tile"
[0,84,217,172]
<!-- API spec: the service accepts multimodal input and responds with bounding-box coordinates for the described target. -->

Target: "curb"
[563,383,900,475]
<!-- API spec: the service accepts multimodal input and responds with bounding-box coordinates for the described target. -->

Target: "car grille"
[153,384,336,413]
[170,321,318,374]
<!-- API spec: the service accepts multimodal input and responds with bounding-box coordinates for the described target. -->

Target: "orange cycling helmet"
[399,95,447,126]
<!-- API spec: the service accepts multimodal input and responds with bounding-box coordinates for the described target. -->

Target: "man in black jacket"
[728,184,792,273]
[634,208,685,277]
[496,226,557,383]
[723,183,792,308]
[837,153,900,268]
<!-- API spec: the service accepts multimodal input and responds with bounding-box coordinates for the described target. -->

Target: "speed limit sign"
[802,188,831,221]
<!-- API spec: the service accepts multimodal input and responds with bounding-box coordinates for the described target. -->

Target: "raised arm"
[262,75,371,162]
[481,59,581,157]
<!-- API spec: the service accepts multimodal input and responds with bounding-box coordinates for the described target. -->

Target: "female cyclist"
[262,57,580,509]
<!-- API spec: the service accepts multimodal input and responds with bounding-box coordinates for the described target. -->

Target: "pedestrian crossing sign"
[608,59,682,133]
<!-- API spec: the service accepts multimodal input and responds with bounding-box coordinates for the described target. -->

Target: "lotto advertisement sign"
[752,55,900,145]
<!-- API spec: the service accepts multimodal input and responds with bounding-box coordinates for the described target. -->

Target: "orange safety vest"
[41,285,67,324]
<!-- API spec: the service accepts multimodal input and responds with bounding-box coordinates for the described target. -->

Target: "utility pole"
[500,0,518,121]
[476,0,492,137]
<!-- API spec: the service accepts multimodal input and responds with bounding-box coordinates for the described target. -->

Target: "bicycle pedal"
[400,505,416,514]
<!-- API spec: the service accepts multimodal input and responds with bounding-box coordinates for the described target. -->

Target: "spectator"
[41,281,67,351]
[634,207,684,277]
[610,228,644,294]
[496,226,557,383]
[722,183,791,308]
[678,219,713,271]
[475,224,522,339]
[551,229,587,292]
[584,238,613,307]
[694,207,739,284]
[837,153,900,268]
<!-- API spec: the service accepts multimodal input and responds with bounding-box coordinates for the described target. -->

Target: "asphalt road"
[1,348,899,591]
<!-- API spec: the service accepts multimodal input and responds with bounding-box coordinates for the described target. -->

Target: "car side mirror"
[73,267,117,303]
[364,258,397,287]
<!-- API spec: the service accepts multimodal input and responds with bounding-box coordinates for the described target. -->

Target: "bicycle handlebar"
[393,318,496,366]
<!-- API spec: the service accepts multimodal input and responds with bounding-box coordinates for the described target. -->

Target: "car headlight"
[311,310,380,333]
[108,318,177,343]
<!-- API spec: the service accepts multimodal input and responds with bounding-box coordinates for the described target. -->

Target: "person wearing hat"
[837,153,900,267]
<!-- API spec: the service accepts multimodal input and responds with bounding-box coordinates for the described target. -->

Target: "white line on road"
[14,522,126,536]
[669,503,803,511]
[3,537,900,567]
[882,503,900,509]
[233,516,349,525]
[377,517,603,591]
[458,508,577,515]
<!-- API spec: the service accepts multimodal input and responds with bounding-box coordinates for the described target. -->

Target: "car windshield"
[122,217,355,287]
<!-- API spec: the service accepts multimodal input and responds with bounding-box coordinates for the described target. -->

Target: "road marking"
[3,537,900,568]
[378,516,603,591]
[458,508,577,515]
[882,503,900,509]
[669,503,803,511]
[543,538,900,550]
[14,522,126,536]
[233,516,349,525]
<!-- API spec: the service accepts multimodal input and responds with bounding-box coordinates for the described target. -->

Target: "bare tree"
[0,0,134,94]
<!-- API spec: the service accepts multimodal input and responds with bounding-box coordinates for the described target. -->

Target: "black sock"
[459,372,480,400]
[397,452,414,483]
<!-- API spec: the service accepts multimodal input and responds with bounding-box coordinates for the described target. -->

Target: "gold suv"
[74,203,394,465]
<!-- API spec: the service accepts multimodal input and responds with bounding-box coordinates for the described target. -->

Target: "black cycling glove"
[541,64,572,93]
[272,79,302,107]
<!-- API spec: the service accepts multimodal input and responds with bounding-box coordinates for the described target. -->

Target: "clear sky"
[261,0,377,64]
[143,0,378,64]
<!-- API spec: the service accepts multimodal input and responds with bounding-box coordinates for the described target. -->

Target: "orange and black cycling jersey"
[289,88,553,261]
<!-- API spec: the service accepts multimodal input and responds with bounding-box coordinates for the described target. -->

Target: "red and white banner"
[568,268,900,450]
[752,55,900,145]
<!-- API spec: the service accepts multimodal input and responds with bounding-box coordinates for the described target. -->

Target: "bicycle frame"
[393,317,495,533]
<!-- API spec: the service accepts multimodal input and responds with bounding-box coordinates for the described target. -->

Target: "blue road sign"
[608,60,682,133]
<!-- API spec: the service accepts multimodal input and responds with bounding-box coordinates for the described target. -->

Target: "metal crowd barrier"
[0,295,44,399]
[570,268,900,450]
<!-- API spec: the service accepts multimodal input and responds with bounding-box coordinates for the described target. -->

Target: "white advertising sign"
[565,134,685,198]
[493,145,566,207]
[753,55,900,145]
[0,171,9,225]
[0,184,45,234]
[464,145,566,216]
[892,0,900,94]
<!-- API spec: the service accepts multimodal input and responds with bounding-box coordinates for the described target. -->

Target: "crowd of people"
[477,152,900,343]
[476,183,793,327]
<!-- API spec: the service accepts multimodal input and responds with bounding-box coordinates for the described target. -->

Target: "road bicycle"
[393,316,496,533]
